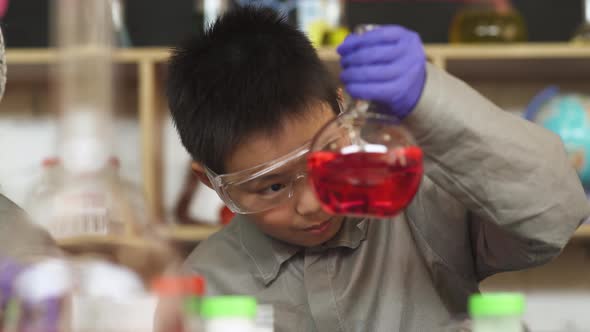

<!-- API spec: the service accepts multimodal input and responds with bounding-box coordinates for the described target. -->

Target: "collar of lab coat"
[238,215,369,286]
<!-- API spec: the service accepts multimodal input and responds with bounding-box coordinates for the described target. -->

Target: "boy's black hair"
[167,6,340,174]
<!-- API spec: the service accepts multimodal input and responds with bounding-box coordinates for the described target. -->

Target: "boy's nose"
[295,179,325,218]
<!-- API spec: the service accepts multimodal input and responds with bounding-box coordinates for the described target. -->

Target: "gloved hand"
[338,25,427,119]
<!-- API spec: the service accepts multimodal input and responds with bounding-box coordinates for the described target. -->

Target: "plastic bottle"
[153,275,206,332]
[13,259,73,332]
[572,0,590,43]
[297,0,348,48]
[153,276,188,332]
[196,0,231,31]
[469,293,525,332]
[449,0,527,43]
[183,276,206,332]
[254,304,274,332]
[70,258,153,332]
[201,296,257,332]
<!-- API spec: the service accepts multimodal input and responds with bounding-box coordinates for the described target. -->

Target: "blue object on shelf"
[525,87,590,193]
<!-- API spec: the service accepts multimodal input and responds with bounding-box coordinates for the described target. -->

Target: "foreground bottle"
[469,293,525,332]
[201,296,257,332]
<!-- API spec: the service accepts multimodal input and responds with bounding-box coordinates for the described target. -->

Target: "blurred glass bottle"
[297,0,348,48]
[469,293,525,332]
[25,0,180,286]
[254,304,274,332]
[27,157,147,232]
[572,0,590,43]
[195,0,232,32]
[201,296,257,332]
[111,0,132,47]
[183,276,206,332]
[12,259,73,332]
[25,157,63,221]
[449,0,527,43]
[445,293,526,332]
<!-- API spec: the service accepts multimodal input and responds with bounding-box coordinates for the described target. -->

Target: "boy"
[166,6,590,331]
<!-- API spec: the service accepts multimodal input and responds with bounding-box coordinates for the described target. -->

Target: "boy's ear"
[191,162,213,189]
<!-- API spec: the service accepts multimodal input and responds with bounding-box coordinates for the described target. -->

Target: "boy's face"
[221,103,344,247]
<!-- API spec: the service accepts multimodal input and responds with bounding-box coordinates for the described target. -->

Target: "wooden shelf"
[5,47,171,64]
[426,43,590,60]
[55,225,222,246]
[573,224,590,240]
[7,43,590,65]
[156,224,222,242]
[317,43,590,63]
[5,44,590,241]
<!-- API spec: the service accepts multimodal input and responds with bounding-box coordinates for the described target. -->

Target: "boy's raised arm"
[404,63,590,279]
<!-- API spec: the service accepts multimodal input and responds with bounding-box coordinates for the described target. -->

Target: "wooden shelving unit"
[155,224,222,243]
[4,43,590,242]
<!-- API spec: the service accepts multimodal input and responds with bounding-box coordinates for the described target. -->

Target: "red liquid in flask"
[307,147,424,218]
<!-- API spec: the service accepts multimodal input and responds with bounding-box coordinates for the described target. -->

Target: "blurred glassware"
[572,0,590,43]
[13,259,73,332]
[308,105,423,219]
[111,0,132,47]
[449,0,527,43]
[469,293,525,332]
[24,0,181,289]
[195,0,232,31]
[201,296,257,332]
[297,0,348,48]
[307,25,423,220]
[153,275,206,332]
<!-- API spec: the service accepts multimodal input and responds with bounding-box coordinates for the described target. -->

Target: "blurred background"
[0,0,584,47]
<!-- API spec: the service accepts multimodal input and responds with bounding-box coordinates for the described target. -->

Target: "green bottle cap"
[469,293,525,318]
[201,296,257,319]
[184,297,202,315]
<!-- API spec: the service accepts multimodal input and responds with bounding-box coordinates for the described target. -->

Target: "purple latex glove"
[338,26,427,119]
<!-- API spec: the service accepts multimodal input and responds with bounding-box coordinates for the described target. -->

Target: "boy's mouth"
[304,219,332,235]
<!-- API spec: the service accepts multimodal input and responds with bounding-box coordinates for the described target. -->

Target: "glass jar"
[449,0,527,43]
[201,296,257,332]
[469,293,525,332]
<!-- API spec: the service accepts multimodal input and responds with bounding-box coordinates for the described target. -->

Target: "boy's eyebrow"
[223,141,312,178]
[238,159,307,188]
[248,169,298,184]
[243,173,286,187]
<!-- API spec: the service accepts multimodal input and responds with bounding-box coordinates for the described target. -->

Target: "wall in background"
[1,0,584,47]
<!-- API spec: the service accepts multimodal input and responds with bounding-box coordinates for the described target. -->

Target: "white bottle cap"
[14,259,73,303]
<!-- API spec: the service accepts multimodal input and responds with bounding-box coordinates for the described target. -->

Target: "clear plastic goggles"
[204,142,312,214]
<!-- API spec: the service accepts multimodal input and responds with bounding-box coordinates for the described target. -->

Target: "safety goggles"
[204,142,313,214]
